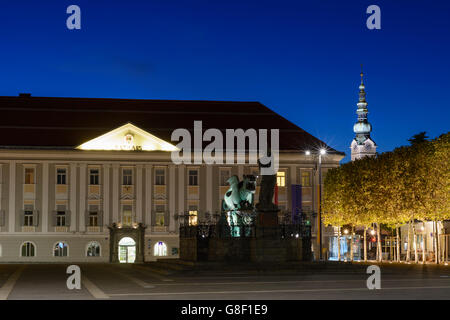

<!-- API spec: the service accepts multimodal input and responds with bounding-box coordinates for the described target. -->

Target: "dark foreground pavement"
[1,263,450,300]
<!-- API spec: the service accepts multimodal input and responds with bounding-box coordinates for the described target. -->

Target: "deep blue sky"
[0,0,449,162]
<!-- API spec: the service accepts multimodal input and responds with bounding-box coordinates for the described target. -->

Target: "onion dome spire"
[353,65,372,144]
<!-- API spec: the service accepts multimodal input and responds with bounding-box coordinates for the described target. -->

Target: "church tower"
[350,68,377,161]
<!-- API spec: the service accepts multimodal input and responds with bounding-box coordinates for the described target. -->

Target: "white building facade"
[0,96,344,263]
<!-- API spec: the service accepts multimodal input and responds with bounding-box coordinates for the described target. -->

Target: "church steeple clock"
[350,67,377,161]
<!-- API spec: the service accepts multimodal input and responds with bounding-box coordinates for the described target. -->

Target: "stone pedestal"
[179,209,312,262]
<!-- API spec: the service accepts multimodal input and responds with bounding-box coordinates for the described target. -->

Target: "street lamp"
[305,148,327,260]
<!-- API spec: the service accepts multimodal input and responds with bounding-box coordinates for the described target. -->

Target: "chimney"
[19,93,32,97]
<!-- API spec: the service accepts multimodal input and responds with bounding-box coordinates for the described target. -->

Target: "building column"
[178,165,185,221]
[289,165,297,185]
[289,165,297,212]
[145,165,152,227]
[102,164,110,227]
[8,161,16,233]
[69,163,77,232]
[79,164,87,232]
[0,164,2,226]
[112,164,120,224]
[41,163,49,233]
[169,165,176,232]
[136,164,143,224]
[237,165,244,179]
[206,165,213,214]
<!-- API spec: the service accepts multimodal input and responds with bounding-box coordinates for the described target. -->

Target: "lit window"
[86,241,101,257]
[122,205,133,226]
[25,168,35,184]
[277,171,286,187]
[56,168,67,185]
[89,169,99,185]
[301,171,312,187]
[188,170,198,186]
[154,241,167,256]
[21,242,35,257]
[188,206,198,226]
[54,242,68,257]
[155,169,165,185]
[155,205,165,226]
[122,169,133,185]
[220,169,231,186]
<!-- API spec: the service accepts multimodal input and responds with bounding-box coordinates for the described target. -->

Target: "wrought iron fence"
[179,223,256,239]
[180,222,311,239]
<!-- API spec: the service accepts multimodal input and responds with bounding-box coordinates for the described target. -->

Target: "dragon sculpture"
[222,175,257,237]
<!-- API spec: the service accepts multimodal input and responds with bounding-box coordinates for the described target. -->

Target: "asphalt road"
[1,263,450,300]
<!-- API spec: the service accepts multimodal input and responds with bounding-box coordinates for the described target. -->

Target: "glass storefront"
[329,235,361,261]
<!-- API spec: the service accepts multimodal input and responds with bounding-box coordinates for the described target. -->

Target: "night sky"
[0,0,449,162]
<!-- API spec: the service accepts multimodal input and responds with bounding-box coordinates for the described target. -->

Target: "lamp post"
[306,148,326,261]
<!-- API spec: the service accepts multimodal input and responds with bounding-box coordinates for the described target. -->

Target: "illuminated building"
[0,95,343,262]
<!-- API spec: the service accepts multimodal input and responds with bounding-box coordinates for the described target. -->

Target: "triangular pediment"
[76,123,178,151]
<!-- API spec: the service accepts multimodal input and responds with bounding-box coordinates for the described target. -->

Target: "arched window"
[54,242,68,257]
[154,241,167,256]
[21,242,35,257]
[86,241,101,257]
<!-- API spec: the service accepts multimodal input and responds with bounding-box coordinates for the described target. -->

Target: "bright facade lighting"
[77,123,179,151]
[320,148,326,155]
[370,230,376,235]
[343,229,349,235]
[305,150,311,156]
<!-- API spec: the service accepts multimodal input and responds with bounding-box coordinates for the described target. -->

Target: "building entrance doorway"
[118,237,136,263]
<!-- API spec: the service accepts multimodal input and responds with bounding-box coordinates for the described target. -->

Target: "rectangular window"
[188,205,198,226]
[89,169,99,185]
[24,204,34,226]
[301,171,312,187]
[155,169,165,185]
[155,205,165,226]
[56,205,66,227]
[122,205,133,226]
[277,171,286,187]
[89,205,99,227]
[122,169,132,185]
[25,168,35,184]
[188,170,198,186]
[220,169,231,186]
[56,168,67,185]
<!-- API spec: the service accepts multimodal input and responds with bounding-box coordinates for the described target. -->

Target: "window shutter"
[33,210,39,226]
[21,210,26,226]
[52,210,58,226]
[85,210,90,226]
[0,210,5,226]
[65,210,71,227]
[98,211,103,227]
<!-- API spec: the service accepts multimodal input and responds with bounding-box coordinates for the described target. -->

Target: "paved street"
[1,263,450,300]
